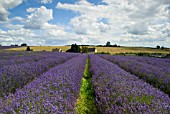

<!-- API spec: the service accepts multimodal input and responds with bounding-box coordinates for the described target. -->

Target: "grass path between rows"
[76,56,99,114]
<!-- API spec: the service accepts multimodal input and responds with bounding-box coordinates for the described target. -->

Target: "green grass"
[76,57,98,114]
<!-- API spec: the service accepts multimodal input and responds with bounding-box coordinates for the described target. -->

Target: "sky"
[0,0,170,47]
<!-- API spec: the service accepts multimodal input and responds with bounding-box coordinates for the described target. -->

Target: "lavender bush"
[0,51,42,60]
[90,54,170,113]
[0,52,77,96]
[125,56,170,74]
[0,54,87,113]
[100,55,170,96]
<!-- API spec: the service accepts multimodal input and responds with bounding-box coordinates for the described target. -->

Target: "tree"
[82,46,88,53]
[26,46,31,51]
[26,46,33,51]
[161,46,164,50]
[106,41,111,47]
[156,45,160,49]
[21,43,27,46]
[66,43,81,53]
[71,43,80,52]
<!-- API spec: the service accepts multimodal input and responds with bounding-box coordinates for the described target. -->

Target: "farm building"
[165,54,170,58]
[88,48,97,53]
[52,48,62,52]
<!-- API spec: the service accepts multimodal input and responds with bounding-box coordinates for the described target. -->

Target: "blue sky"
[0,0,170,47]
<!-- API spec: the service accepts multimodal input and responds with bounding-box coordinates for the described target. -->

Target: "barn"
[88,48,97,53]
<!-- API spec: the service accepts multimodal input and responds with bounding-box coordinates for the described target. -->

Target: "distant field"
[5,46,170,54]
[95,47,170,54]
[5,46,71,52]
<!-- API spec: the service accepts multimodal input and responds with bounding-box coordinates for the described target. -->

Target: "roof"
[88,48,96,52]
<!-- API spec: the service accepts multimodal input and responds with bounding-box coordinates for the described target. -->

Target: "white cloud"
[11,16,25,22]
[0,5,9,21]
[0,4,73,46]
[123,22,148,35]
[40,0,52,4]
[0,28,37,45]
[1,0,170,47]
[24,6,53,29]
[4,24,24,29]
[56,0,170,47]
[0,0,23,21]
[42,23,66,36]
[70,14,111,35]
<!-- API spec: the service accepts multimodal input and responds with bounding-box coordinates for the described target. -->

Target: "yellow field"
[5,46,170,54]
[95,47,170,54]
[6,46,71,52]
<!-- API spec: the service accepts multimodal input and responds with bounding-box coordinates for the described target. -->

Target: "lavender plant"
[0,54,87,113]
[0,52,77,96]
[90,54,170,113]
[124,56,170,74]
[100,55,170,96]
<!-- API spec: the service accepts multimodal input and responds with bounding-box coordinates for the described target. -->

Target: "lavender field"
[0,51,170,113]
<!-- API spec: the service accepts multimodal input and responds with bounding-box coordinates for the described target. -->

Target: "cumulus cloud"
[0,4,71,46]
[70,15,111,35]
[41,23,66,36]
[4,24,24,29]
[0,28,37,45]
[1,0,170,47]
[123,22,148,35]
[56,0,170,47]
[24,6,53,29]
[0,0,23,21]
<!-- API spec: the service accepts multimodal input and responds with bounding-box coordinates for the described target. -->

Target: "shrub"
[21,43,27,46]
[81,46,88,53]
[96,52,111,55]
[26,46,33,51]
[66,43,81,53]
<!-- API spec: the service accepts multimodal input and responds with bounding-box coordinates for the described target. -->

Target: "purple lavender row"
[0,51,42,60]
[100,55,170,96]
[90,54,170,113]
[0,53,78,97]
[0,52,76,68]
[0,54,87,113]
[0,51,67,61]
[0,54,46,68]
[125,56,170,74]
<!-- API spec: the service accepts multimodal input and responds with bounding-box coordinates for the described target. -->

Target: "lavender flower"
[0,54,87,113]
[90,54,170,113]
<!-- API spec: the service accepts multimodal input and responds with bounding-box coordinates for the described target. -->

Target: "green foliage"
[76,57,98,114]
[127,95,154,105]
[21,43,27,46]
[106,41,111,47]
[95,52,111,55]
[26,46,33,51]
[81,46,88,53]
[161,46,164,50]
[156,45,160,49]
[66,43,81,53]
